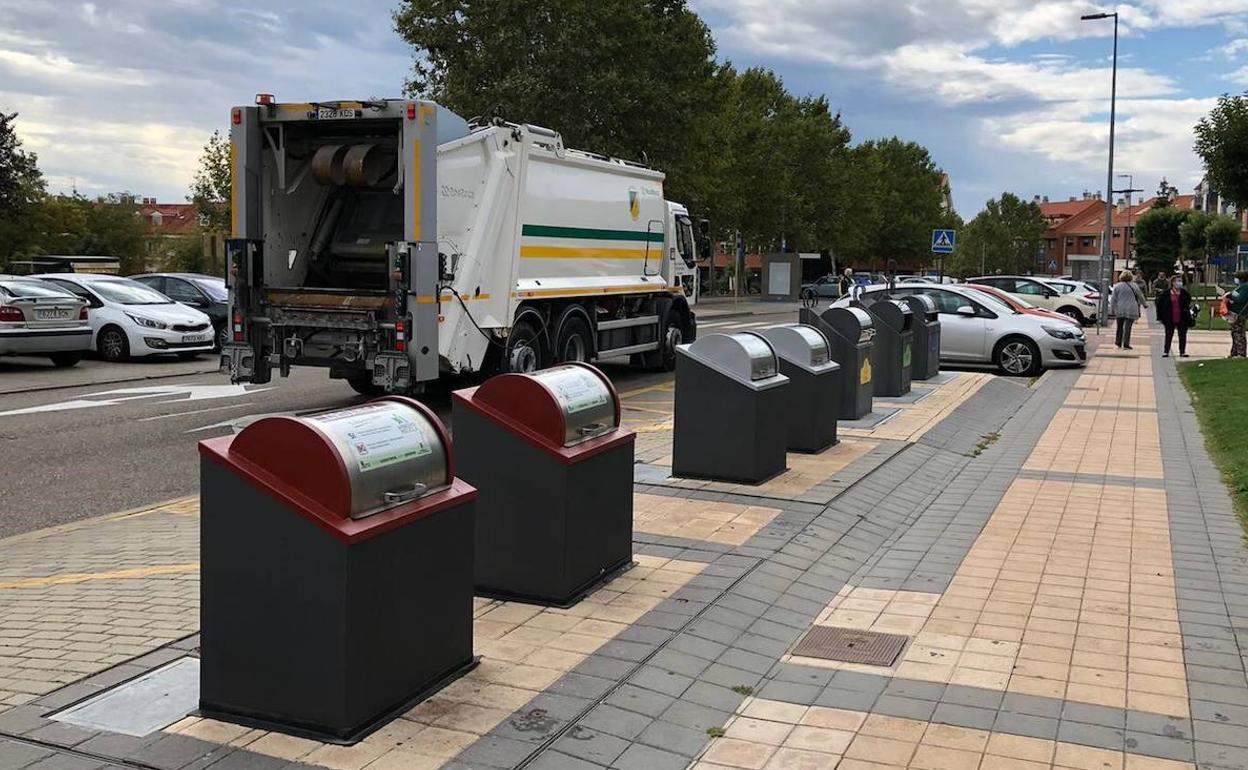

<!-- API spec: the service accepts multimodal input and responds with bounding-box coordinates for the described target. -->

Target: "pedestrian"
[1225,270,1248,358]
[1110,270,1146,349]
[1156,275,1194,358]
[1152,271,1170,297]
[838,267,853,297]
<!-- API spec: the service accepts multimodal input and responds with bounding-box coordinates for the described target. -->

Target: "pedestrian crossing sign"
[931,229,956,254]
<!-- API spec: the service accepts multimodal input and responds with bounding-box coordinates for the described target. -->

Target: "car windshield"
[0,280,77,299]
[194,279,227,301]
[961,288,1017,315]
[90,279,173,305]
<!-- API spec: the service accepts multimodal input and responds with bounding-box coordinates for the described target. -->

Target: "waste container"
[861,300,913,397]
[798,306,874,420]
[452,363,635,607]
[198,398,477,743]
[756,324,840,453]
[673,332,789,483]
[901,294,941,381]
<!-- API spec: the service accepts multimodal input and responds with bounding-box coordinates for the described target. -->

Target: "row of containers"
[195,294,941,745]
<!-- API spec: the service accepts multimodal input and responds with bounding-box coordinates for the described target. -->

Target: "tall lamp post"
[1082,10,1118,329]
[1114,173,1142,273]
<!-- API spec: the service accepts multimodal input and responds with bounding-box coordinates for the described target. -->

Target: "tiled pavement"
[4,328,1248,769]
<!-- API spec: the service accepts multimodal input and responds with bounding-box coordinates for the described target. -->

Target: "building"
[137,198,226,271]
[1036,193,1103,277]
[137,199,199,235]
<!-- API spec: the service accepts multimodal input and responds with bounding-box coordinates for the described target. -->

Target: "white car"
[37,274,215,362]
[968,275,1098,325]
[833,282,1086,375]
[0,276,92,366]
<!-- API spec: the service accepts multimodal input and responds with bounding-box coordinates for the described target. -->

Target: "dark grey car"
[130,273,228,349]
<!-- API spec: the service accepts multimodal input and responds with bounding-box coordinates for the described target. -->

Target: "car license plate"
[316,107,359,120]
[183,333,208,343]
[36,308,73,320]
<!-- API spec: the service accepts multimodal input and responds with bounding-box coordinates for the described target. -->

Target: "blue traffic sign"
[1238,243,1248,255]
[931,229,956,254]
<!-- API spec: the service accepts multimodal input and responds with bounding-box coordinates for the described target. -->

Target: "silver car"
[833,282,1086,376]
[0,276,92,367]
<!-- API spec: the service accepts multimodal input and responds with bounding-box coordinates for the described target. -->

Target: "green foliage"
[1180,210,1214,260]
[5,193,151,274]
[1207,215,1242,258]
[1194,92,1248,210]
[1179,359,1248,525]
[189,130,231,234]
[945,193,1046,277]
[1134,206,1190,279]
[0,112,47,261]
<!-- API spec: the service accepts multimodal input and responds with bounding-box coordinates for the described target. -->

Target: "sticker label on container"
[735,334,777,379]
[314,405,433,472]
[539,367,610,414]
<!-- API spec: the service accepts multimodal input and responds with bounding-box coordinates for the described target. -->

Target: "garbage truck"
[221,96,705,395]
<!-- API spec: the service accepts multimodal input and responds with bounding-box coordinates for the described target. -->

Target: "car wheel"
[49,352,82,368]
[98,326,130,362]
[506,317,545,373]
[215,324,229,350]
[554,315,592,364]
[347,375,384,396]
[994,336,1041,377]
[1058,307,1085,324]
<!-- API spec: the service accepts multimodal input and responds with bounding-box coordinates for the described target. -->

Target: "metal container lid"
[466,363,622,449]
[903,293,938,316]
[818,306,875,345]
[868,300,914,333]
[681,332,788,389]
[756,324,839,374]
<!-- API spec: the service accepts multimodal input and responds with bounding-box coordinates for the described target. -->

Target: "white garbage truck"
[222,96,705,394]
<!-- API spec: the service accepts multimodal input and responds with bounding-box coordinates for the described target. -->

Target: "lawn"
[1179,359,1248,525]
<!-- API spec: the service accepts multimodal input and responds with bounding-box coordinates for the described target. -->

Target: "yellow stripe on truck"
[512,285,667,299]
[519,246,652,260]
[229,140,238,238]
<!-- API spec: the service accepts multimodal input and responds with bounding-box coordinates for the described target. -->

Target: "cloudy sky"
[2,1,1247,216]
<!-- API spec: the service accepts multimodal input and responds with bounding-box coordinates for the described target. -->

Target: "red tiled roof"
[139,202,199,236]
[1039,199,1101,220]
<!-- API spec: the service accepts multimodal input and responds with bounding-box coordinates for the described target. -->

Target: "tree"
[0,112,47,263]
[394,0,720,208]
[1206,215,1242,262]
[1134,206,1189,278]
[189,130,230,234]
[947,193,1046,277]
[1194,92,1248,210]
[842,138,947,269]
[1179,210,1214,262]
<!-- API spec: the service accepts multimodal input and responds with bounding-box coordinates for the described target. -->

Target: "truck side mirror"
[698,218,710,236]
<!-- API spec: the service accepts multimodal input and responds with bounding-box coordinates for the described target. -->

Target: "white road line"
[139,402,259,422]
[697,321,736,328]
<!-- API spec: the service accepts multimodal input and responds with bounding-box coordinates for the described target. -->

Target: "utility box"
[799,307,874,420]
[861,300,914,397]
[673,332,789,483]
[198,398,477,743]
[757,324,840,453]
[901,294,941,381]
[453,364,635,607]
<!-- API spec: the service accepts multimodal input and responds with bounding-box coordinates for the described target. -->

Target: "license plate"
[316,107,359,120]
[183,334,209,343]
[36,308,73,320]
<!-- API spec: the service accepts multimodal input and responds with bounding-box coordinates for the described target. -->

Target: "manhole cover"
[50,657,199,736]
[792,626,908,666]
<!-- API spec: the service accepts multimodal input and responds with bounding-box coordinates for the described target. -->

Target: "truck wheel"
[646,313,684,371]
[506,317,545,373]
[554,316,592,364]
[347,375,383,396]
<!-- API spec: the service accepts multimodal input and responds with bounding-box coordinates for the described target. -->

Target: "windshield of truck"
[91,279,173,305]
[675,215,696,268]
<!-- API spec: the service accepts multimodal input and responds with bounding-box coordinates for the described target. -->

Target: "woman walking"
[1110,270,1146,349]
[1156,275,1194,358]
[1225,270,1248,358]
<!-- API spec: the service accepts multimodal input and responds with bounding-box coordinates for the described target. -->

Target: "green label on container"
[903,344,912,368]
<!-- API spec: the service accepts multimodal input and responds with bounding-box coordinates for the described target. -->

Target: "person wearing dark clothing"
[837,268,853,297]
[1151,272,1170,298]
[1156,276,1194,358]
[1225,270,1248,358]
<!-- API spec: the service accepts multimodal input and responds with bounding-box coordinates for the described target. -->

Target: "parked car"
[833,282,1086,375]
[0,276,91,367]
[801,274,842,299]
[36,274,215,362]
[967,274,1098,325]
[963,283,1080,326]
[130,273,228,349]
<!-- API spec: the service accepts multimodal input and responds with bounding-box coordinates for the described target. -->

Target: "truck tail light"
[79,306,88,320]
[0,307,22,322]
[232,312,243,342]
[255,93,275,105]
[231,107,242,125]
[395,320,406,352]
[406,103,417,121]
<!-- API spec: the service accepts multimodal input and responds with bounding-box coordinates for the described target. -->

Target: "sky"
[2,1,1247,217]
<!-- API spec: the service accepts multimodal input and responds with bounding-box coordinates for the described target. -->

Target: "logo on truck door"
[628,188,640,220]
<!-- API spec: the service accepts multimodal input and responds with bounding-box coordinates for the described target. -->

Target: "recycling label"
[860,358,873,385]
[903,344,912,368]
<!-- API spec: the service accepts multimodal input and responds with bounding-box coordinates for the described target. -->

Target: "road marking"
[0,384,272,418]
[0,563,198,590]
[697,321,736,328]
[617,382,675,399]
[140,402,259,422]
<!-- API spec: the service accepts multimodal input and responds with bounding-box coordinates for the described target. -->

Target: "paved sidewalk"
[3,325,1248,769]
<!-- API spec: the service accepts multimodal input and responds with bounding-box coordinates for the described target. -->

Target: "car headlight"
[125,313,168,330]
[1043,325,1077,340]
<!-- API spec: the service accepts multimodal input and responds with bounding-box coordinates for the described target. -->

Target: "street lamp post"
[1114,174,1143,272]
[1082,10,1118,329]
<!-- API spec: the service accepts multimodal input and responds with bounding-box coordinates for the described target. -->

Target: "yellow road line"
[617,382,675,399]
[0,563,198,590]
[622,404,674,417]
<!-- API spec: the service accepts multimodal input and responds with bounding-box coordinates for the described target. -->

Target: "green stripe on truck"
[522,224,665,243]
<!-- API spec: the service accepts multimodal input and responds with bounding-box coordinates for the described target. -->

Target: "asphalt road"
[0,356,674,539]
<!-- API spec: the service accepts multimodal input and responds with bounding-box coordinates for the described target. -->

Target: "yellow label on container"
[860,358,872,385]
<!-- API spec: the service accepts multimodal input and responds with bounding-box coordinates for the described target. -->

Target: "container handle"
[578,423,613,440]
[383,482,427,504]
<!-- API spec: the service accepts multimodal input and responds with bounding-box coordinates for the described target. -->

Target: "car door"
[916,288,987,361]
[1012,278,1060,312]
[163,277,208,310]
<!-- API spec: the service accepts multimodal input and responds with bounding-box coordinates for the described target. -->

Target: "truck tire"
[554,316,592,364]
[506,317,545,373]
[646,311,684,371]
[347,375,383,396]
